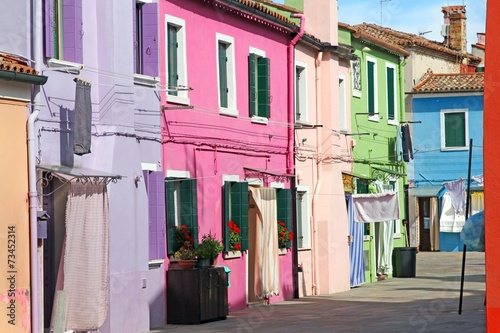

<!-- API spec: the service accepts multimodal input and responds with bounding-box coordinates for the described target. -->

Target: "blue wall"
[412,94,483,186]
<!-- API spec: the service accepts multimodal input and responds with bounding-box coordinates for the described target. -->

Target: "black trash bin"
[392,247,417,277]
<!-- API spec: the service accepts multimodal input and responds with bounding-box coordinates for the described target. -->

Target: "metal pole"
[459,138,473,314]
[291,175,299,299]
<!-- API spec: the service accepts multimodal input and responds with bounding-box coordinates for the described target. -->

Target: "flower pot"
[196,258,211,268]
[177,260,197,270]
[210,258,218,268]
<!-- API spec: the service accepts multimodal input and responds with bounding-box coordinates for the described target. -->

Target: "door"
[418,197,431,251]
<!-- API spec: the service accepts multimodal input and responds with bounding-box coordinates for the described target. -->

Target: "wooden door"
[418,198,431,251]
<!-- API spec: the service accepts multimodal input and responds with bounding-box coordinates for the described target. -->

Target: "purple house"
[33,0,163,332]
[159,0,301,312]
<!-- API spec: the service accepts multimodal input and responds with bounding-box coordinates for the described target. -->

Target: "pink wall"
[160,0,293,311]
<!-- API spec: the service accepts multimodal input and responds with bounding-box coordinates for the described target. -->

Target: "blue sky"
[273,0,486,52]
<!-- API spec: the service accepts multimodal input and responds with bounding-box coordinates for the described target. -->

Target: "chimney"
[442,5,467,53]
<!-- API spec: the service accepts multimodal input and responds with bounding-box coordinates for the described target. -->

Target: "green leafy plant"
[228,220,241,251]
[195,232,224,260]
[174,245,196,260]
[277,220,293,249]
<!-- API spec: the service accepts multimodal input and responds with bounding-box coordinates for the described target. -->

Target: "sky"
[273,0,486,52]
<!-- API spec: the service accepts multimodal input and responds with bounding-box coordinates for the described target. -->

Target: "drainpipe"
[29,0,43,331]
[311,51,322,295]
[287,13,304,300]
[287,14,304,175]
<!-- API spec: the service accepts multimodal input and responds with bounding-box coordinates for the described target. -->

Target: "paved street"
[151,251,485,333]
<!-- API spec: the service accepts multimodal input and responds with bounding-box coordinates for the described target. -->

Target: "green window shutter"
[167,24,178,96]
[248,53,258,116]
[218,42,228,108]
[223,181,230,250]
[257,57,270,118]
[277,189,292,248]
[356,179,369,194]
[233,182,249,250]
[445,113,466,147]
[387,67,395,120]
[180,179,198,244]
[165,177,176,254]
[367,61,375,116]
[295,67,301,121]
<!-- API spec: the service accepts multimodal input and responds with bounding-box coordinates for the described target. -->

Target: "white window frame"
[440,108,469,151]
[166,170,191,228]
[165,14,190,105]
[216,33,238,116]
[296,185,311,250]
[386,63,398,126]
[339,74,347,131]
[366,57,379,122]
[249,47,268,125]
[295,61,308,123]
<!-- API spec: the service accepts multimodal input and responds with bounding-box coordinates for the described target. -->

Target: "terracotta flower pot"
[177,260,197,270]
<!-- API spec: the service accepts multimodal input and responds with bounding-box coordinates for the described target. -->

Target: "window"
[134,1,158,77]
[248,49,270,120]
[382,182,401,237]
[165,177,198,255]
[144,170,166,261]
[216,34,237,115]
[295,62,307,122]
[44,0,83,64]
[296,187,310,249]
[165,15,189,104]
[366,57,378,120]
[441,109,468,150]
[223,181,249,252]
[276,188,292,249]
[386,64,397,125]
[339,75,347,131]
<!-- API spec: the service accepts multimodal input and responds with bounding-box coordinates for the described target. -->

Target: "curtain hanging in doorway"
[430,197,440,251]
[63,182,109,330]
[249,187,279,299]
[347,196,365,287]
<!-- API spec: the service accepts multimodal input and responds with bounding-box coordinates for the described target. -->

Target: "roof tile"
[412,70,484,92]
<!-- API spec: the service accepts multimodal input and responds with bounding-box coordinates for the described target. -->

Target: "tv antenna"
[419,30,432,36]
[380,0,392,25]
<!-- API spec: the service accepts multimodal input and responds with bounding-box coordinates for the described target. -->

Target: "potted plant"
[277,220,294,249]
[195,232,224,268]
[173,241,197,269]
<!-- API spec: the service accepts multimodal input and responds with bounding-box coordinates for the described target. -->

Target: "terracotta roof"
[212,0,299,30]
[0,53,38,75]
[349,23,482,65]
[472,43,485,50]
[412,70,484,93]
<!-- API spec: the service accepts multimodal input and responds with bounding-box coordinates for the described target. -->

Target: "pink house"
[159,0,301,312]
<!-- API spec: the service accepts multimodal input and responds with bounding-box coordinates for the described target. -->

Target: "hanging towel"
[401,125,414,162]
[395,125,403,162]
[439,192,466,232]
[352,192,400,222]
[444,179,466,213]
[64,182,109,330]
[73,79,92,155]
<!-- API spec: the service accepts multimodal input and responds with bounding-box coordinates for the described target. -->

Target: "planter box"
[167,267,228,324]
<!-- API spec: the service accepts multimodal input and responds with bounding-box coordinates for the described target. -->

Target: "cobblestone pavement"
[151,251,485,333]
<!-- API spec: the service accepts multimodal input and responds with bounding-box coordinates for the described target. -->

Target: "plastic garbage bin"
[392,247,417,277]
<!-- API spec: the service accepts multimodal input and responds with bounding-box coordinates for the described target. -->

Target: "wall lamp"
[362,46,371,52]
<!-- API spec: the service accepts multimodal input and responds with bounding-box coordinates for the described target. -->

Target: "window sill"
[46,58,83,74]
[441,147,468,151]
[220,108,239,117]
[224,250,242,259]
[387,119,398,126]
[295,120,312,127]
[298,247,312,251]
[251,116,269,125]
[278,248,288,255]
[148,259,164,269]
[134,73,159,87]
[363,235,371,241]
[368,115,380,122]
[393,233,402,239]
[167,94,191,106]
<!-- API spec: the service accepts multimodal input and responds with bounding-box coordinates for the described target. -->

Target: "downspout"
[30,0,43,331]
[287,14,304,175]
[311,51,322,295]
[287,14,304,300]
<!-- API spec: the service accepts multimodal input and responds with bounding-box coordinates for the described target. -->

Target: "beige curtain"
[430,197,440,251]
[471,192,484,215]
[249,187,279,299]
[64,182,109,330]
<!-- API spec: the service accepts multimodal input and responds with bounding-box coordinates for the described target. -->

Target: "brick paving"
[151,251,485,333]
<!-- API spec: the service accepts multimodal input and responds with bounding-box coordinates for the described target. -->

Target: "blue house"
[408,70,484,252]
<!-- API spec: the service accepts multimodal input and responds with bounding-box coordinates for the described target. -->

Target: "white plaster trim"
[270,182,285,189]
[166,170,190,178]
[141,163,158,171]
[224,251,242,259]
[249,47,265,57]
[251,116,269,125]
[223,174,240,182]
[219,108,239,117]
[46,58,83,74]
[278,248,288,255]
[296,185,309,192]
[134,73,159,87]
[246,178,263,186]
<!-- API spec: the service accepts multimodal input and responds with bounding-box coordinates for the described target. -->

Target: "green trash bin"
[392,247,417,277]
